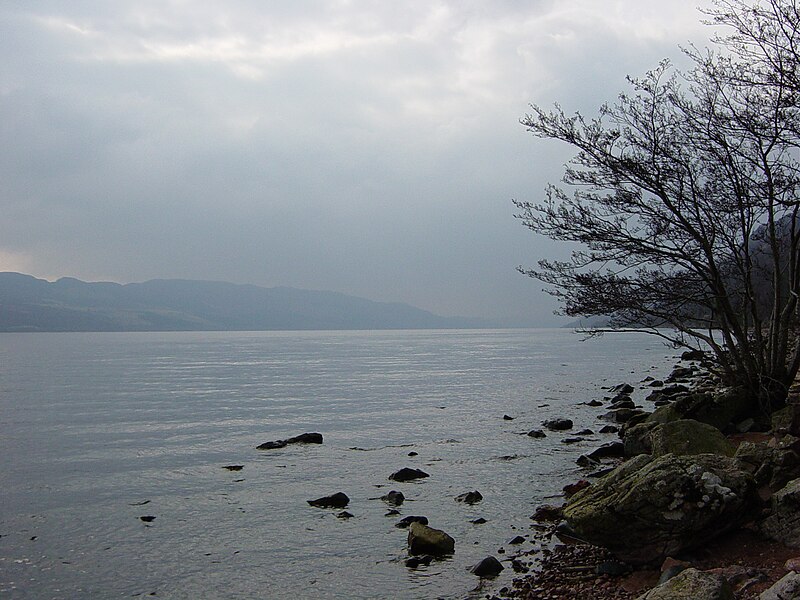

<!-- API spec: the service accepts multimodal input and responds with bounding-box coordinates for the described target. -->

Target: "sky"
[0,1,712,326]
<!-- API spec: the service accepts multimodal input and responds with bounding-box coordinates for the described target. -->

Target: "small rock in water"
[576,428,594,435]
[599,425,619,434]
[610,383,634,395]
[586,399,603,407]
[576,454,599,468]
[470,555,504,577]
[407,451,418,457]
[455,490,483,505]
[256,440,287,450]
[527,429,546,438]
[508,535,526,545]
[223,465,244,471]
[380,490,405,506]
[396,515,429,529]
[471,517,488,525]
[307,492,349,509]
[256,432,323,450]
[389,468,429,482]
[336,511,354,520]
[139,516,156,523]
[503,414,514,420]
[407,522,455,556]
[405,555,433,569]
[561,437,585,444]
[385,509,401,516]
[543,418,573,431]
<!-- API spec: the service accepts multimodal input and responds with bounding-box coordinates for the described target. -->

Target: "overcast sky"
[0,1,712,325]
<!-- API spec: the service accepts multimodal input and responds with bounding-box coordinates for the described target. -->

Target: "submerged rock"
[562,453,758,564]
[405,555,433,569]
[222,465,244,471]
[396,515,428,529]
[408,522,455,556]
[543,418,573,431]
[389,467,430,482]
[307,492,349,509]
[527,429,546,438]
[471,555,504,577]
[380,490,405,506]
[256,432,323,450]
[455,490,483,505]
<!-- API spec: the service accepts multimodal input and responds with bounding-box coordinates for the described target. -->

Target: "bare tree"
[516,0,800,410]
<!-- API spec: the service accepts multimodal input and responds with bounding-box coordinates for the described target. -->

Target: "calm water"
[0,329,675,599]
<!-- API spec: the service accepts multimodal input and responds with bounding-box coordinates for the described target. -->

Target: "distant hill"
[0,273,494,332]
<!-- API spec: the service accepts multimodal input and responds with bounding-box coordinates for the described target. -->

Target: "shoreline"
[479,354,800,600]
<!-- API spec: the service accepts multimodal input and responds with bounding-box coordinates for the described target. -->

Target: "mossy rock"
[646,387,754,431]
[624,420,734,458]
[636,567,733,599]
[773,405,795,432]
[563,453,758,564]
[650,420,735,458]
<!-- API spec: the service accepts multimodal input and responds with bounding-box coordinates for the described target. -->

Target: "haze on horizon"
[0,1,710,326]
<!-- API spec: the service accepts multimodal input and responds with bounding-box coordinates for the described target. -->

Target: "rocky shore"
[486,352,800,600]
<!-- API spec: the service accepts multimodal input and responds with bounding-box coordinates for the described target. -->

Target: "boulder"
[736,437,800,491]
[471,556,504,577]
[407,522,455,556]
[762,478,800,547]
[587,441,625,460]
[381,491,405,506]
[649,420,735,458]
[623,422,659,457]
[773,405,796,433]
[759,571,800,599]
[307,492,350,508]
[611,399,637,410]
[636,568,733,600]
[646,387,754,431]
[612,383,635,395]
[389,468,429,482]
[681,349,706,361]
[543,418,573,431]
[666,367,695,382]
[562,453,758,564]
[257,432,323,450]
[455,490,483,504]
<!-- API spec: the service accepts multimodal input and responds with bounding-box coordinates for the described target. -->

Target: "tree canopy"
[516,0,800,409]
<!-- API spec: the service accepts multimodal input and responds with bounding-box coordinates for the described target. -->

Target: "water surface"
[0,329,675,599]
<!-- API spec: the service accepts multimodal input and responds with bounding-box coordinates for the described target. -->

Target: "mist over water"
[0,329,673,599]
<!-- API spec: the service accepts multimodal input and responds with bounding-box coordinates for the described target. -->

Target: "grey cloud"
[0,1,710,325]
